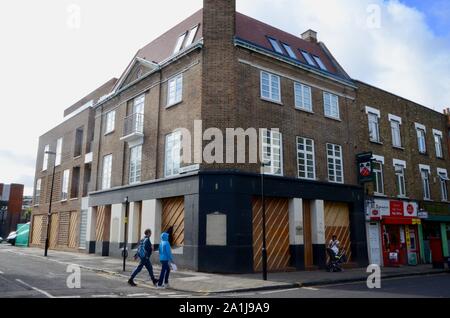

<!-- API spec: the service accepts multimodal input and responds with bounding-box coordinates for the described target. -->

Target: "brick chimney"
[444,108,450,126]
[202,0,237,130]
[301,29,318,43]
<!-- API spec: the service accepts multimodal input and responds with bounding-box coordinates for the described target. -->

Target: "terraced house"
[30,0,449,273]
[356,82,450,267]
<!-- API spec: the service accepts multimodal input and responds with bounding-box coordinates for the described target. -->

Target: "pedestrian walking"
[157,232,174,288]
[128,229,158,287]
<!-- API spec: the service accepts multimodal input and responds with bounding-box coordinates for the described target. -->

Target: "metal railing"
[123,113,144,137]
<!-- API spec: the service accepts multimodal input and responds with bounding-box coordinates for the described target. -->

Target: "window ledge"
[73,155,82,160]
[419,152,428,156]
[69,198,78,201]
[397,196,409,199]
[393,146,405,151]
[61,199,68,203]
[261,97,283,106]
[104,130,115,136]
[423,199,432,202]
[166,100,183,109]
[436,156,445,160]
[374,193,387,198]
[295,107,314,115]
[324,115,341,122]
[370,140,383,145]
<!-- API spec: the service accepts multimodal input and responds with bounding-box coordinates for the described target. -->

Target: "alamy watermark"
[67,4,81,30]
[66,264,81,289]
[366,264,381,289]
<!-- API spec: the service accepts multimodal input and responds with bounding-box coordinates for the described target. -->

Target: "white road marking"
[91,294,119,298]
[259,288,300,295]
[127,293,152,297]
[15,279,55,298]
[158,292,177,295]
[302,287,320,291]
[56,296,81,298]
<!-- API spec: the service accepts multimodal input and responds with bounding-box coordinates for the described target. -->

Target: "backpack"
[137,237,149,259]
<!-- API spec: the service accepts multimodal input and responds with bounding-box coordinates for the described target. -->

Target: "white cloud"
[1,0,449,195]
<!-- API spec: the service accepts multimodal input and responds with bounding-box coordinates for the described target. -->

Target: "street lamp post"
[122,197,129,272]
[44,151,57,257]
[260,163,268,281]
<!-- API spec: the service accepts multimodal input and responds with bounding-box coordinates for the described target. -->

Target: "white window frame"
[261,129,283,176]
[35,178,41,206]
[185,24,199,48]
[393,159,407,198]
[105,110,116,135]
[419,164,431,200]
[372,158,385,195]
[173,32,187,54]
[61,169,70,202]
[415,123,427,154]
[297,137,316,180]
[167,74,183,107]
[366,107,381,143]
[433,129,444,158]
[323,92,340,120]
[294,82,312,112]
[327,143,344,184]
[165,131,182,178]
[102,154,113,190]
[260,71,281,103]
[438,168,449,202]
[42,145,50,171]
[55,138,63,166]
[389,114,402,148]
[129,145,142,185]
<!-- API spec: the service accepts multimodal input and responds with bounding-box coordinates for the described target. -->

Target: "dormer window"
[300,50,316,66]
[281,43,297,59]
[313,55,327,71]
[268,37,284,54]
[185,24,199,48]
[173,32,187,54]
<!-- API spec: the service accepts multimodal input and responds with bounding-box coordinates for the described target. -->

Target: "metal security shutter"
[79,209,88,249]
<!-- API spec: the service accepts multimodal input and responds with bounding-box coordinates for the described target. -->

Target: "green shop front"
[421,202,450,266]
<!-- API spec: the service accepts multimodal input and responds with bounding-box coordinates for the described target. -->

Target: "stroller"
[326,248,347,272]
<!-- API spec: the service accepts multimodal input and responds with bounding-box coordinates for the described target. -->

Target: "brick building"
[0,183,24,237]
[30,0,449,273]
[356,81,450,267]
[30,79,117,251]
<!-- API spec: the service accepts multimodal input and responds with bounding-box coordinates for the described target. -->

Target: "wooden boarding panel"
[162,197,185,247]
[252,197,290,272]
[303,200,313,269]
[58,212,70,246]
[95,206,111,242]
[49,213,59,249]
[68,212,78,248]
[31,215,44,245]
[325,202,352,262]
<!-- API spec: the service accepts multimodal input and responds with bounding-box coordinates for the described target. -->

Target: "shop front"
[366,198,423,267]
[421,202,450,265]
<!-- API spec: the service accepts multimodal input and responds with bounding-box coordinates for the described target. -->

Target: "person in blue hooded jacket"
[157,232,173,288]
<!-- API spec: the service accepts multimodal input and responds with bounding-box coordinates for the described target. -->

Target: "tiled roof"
[128,9,349,84]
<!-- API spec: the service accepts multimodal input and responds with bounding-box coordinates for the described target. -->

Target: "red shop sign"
[390,201,404,217]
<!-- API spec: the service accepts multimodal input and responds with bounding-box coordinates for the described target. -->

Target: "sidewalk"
[5,245,449,294]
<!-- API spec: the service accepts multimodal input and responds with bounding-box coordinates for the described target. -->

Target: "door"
[406,226,419,265]
[68,212,78,249]
[49,213,59,249]
[31,215,44,245]
[303,200,313,269]
[325,202,352,262]
[252,197,291,272]
[133,95,145,132]
[368,223,381,266]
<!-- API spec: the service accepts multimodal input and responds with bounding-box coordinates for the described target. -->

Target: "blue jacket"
[159,232,173,262]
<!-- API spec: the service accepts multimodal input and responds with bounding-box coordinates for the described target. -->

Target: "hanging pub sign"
[357,152,373,184]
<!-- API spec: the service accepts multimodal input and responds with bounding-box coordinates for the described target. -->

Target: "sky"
[0,0,449,196]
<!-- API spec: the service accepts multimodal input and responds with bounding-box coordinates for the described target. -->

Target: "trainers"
[164,283,170,288]
[152,279,158,287]
[156,285,165,289]
[128,279,137,287]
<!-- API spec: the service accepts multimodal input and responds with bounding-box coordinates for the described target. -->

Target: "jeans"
[158,261,171,286]
[130,257,156,281]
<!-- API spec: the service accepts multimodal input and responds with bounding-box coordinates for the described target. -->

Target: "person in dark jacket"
[128,229,158,287]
